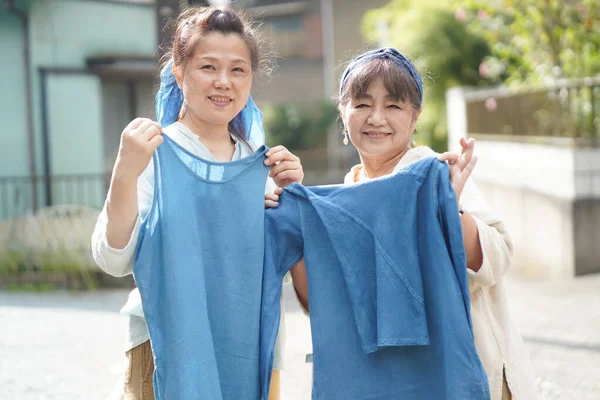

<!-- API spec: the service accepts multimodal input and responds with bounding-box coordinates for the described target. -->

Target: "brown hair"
[338,58,423,111]
[162,6,272,146]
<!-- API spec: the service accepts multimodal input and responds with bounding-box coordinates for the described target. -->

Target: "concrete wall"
[447,87,600,278]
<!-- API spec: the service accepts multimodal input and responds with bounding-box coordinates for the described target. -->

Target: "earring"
[343,132,349,146]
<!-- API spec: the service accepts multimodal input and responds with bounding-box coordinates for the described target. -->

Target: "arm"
[104,174,139,250]
[460,210,484,272]
[90,118,162,276]
[290,259,309,314]
[438,138,513,289]
[105,119,162,248]
[91,163,154,277]
[460,178,514,291]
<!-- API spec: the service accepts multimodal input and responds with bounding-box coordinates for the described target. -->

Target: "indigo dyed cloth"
[134,134,269,400]
[261,157,490,400]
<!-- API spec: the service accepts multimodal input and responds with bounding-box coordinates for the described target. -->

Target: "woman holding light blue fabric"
[91,6,302,400]
[290,48,537,400]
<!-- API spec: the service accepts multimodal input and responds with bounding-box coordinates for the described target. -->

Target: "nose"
[367,106,386,127]
[214,71,231,89]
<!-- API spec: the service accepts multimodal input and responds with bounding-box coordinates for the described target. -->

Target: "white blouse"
[345,146,537,400]
[91,122,287,369]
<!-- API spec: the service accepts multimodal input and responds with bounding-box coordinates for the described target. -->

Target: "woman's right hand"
[113,118,163,181]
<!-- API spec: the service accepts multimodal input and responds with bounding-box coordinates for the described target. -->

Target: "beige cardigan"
[344,147,538,400]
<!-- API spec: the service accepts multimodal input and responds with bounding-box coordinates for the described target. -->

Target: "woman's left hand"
[437,137,478,202]
[265,187,283,209]
[264,146,304,188]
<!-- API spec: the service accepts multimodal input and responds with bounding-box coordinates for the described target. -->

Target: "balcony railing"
[0,174,109,221]
[465,77,600,140]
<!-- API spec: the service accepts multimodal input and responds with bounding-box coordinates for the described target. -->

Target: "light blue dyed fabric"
[261,157,489,400]
[134,134,270,400]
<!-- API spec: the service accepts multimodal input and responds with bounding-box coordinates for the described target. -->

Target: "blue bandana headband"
[339,48,423,105]
[155,59,265,146]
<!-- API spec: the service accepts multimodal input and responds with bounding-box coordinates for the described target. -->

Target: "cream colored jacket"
[344,146,537,400]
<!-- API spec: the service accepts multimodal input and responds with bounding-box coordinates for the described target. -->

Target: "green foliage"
[361,0,600,147]
[262,100,338,150]
[0,251,26,276]
[454,0,600,85]
[362,0,492,151]
[0,248,98,290]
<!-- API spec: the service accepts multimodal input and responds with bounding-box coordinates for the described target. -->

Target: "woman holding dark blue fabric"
[91,6,302,400]
[290,48,537,400]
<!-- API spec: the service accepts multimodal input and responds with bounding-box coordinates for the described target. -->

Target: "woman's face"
[342,78,420,162]
[175,32,253,130]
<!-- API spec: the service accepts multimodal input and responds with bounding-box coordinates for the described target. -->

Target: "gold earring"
[343,132,349,146]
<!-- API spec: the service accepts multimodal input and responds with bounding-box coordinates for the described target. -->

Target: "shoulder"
[344,164,362,185]
[162,122,184,139]
[387,146,439,177]
[399,146,438,166]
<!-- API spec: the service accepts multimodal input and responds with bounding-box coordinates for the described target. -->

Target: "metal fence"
[0,174,108,221]
[465,77,600,139]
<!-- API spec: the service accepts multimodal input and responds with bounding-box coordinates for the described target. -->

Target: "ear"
[172,63,183,89]
[413,108,422,122]
[338,105,348,131]
[411,108,422,128]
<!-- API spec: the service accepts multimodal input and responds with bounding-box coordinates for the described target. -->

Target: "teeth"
[367,133,388,137]
[211,96,231,103]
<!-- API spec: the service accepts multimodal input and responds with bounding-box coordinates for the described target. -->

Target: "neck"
[180,112,235,162]
[181,112,231,144]
[360,148,410,179]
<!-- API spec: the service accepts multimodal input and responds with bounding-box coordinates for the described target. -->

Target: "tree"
[362,0,492,151]
[455,0,600,85]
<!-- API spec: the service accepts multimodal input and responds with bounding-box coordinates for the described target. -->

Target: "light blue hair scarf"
[155,59,265,146]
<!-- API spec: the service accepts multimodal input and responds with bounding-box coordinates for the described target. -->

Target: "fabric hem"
[124,334,151,353]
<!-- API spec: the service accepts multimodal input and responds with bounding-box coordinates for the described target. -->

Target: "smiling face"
[174,31,253,133]
[342,77,421,163]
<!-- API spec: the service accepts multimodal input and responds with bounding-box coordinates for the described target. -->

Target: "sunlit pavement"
[1,273,598,400]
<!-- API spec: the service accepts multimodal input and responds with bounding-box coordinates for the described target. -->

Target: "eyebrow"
[198,56,249,65]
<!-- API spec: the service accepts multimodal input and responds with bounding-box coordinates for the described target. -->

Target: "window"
[262,16,304,58]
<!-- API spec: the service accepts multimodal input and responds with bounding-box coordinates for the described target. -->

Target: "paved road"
[1,272,599,399]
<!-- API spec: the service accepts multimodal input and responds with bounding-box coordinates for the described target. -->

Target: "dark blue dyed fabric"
[261,157,489,400]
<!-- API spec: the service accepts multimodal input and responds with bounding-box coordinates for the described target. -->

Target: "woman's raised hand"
[264,146,304,188]
[113,118,163,181]
[436,137,478,202]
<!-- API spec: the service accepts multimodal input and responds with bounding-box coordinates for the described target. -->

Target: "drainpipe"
[321,0,339,180]
[6,0,38,211]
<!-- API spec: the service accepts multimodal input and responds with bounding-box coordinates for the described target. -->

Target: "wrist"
[112,163,139,185]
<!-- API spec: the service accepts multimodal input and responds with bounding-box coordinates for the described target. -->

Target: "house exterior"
[244,0,389,105]
[0,0,386,220]
[1,0,158,219]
